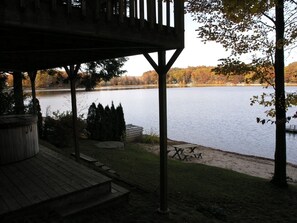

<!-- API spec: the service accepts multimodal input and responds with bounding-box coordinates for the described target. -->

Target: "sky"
[123,14,230,76]
[123,13,297,76]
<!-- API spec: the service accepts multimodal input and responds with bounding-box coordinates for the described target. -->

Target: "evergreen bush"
[28,98,43,137]
[86,102,126,141]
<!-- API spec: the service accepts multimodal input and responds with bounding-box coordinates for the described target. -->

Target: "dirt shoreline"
[139,142,297,184]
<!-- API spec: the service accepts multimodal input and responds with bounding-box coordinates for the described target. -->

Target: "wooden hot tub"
[0,114,39,165]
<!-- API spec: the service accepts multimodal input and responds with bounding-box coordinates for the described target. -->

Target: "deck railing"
[14,0,184,34]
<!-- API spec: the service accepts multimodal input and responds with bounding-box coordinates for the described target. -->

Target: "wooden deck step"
[71,152,98,163]
[57,183,130,217]
[0,145,129,221]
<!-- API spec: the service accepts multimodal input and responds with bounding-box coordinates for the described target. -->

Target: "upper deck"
[0,0,184,71]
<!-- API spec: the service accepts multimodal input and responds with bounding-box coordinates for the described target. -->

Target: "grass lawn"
[59,140,297,223]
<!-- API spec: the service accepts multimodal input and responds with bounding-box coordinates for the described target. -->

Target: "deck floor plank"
[16,159,59,198]
[34,154,82,192]
[0,170,22,213]
[41,145,106,179]
[30,159,75,195]
[40,146,109,183]
[0,195,10,215]
[0,144,114,217]
[29,157,73,194]
[24,157,70,196]
[36,152,92,190]
[2,165,47,204]
[0,170,31,209]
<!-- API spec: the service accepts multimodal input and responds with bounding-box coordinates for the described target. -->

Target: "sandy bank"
[140,143,297,184]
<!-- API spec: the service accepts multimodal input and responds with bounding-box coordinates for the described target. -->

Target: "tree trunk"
[272,0,287,187]
[12,72,25,114]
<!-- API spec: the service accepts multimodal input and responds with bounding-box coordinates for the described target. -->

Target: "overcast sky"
[123,13,297,76]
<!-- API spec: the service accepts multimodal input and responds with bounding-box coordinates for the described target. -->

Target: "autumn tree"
[141,70,158,85]
[80,58,128,91]
[187,0,297,186]
[285,62,297,83]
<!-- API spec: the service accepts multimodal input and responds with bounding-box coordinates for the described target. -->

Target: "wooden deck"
[0,0,184,71]
[0,144,129,220]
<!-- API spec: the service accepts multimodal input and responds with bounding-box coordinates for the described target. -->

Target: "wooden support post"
[158,50,168,213]
[12,72,25,115]
[64,64,81,163]
[28,70,37,115]
[143,48,183,214]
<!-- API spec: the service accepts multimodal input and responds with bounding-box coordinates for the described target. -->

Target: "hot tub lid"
[0,114,37,129]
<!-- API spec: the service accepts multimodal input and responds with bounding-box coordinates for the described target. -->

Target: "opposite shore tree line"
[2,61,297,89]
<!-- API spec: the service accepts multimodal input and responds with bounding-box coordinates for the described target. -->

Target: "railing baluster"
[146,0,155,28]
[94,0,101,21]
[174,0,184,35]
[67,0,72,16]
[81,0,87,17]
[20,0,26,9]
[140,0,144,28]
[51,0,57,12]
[119,0,124,23]
[147,0,155,29]
[152,0,156,28]
[106,0,112,21]
[166,0,170,31]
[135,0,138,18]
[35,0,40,10]
[12,0,182,44]
[158,0,163,31]
[130,0,135,25]
[124,0,127,17]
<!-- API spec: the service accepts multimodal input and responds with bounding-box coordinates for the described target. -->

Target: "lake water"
[37,86,297,164]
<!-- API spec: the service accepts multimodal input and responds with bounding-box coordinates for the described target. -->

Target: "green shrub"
[141,133,160,144]
[0,74,14,115]
[43,111,86,148]
[0,91,14,115]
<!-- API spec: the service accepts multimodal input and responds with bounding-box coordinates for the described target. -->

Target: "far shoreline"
[25,83,297,95]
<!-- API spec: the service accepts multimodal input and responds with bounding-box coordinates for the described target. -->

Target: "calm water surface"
[38,86,297,164]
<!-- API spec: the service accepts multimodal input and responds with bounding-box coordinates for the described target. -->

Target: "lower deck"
[0,144,128,220]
